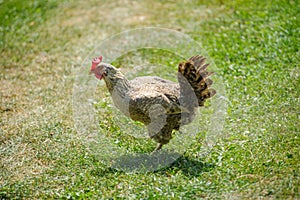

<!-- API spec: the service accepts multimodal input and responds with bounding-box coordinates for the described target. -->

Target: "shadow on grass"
[91,150,214,177]
[163,155,215,177]
[111,150,181,173]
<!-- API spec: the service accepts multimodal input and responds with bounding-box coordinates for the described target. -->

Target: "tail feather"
[189,55,206,68]
[178,55,216,106]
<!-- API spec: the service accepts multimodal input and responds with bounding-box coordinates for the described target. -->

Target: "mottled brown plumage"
[90,55,216,152]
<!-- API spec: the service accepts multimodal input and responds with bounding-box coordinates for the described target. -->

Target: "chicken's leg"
[153,143,163,152]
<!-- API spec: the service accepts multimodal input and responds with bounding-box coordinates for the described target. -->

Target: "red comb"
[91,56,102,70]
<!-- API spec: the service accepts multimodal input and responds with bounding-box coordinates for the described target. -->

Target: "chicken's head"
[89,56,119,80]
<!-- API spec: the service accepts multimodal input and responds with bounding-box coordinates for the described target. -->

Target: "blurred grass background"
[0,0,299,199]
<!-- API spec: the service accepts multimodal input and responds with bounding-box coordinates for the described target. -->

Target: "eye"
[104,69,108,75]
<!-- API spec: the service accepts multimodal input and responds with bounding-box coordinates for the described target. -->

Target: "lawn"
[0,0,299,199]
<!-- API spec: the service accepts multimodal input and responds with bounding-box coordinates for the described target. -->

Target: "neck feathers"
[103,67,131,116]
[104,69,131,95]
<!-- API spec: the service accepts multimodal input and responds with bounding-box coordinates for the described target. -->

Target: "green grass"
[1,0,299,199]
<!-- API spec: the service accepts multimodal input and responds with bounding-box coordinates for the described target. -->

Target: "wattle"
[95,74,103,80]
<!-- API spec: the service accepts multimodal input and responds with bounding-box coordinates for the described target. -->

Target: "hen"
[89,55,216,152]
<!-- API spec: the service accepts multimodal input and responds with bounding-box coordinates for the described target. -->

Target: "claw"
[153,143,163,152]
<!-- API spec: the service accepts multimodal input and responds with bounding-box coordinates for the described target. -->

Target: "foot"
[153,143,163,152]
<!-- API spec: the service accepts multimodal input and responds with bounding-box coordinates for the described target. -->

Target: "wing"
[128,77,182,124]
